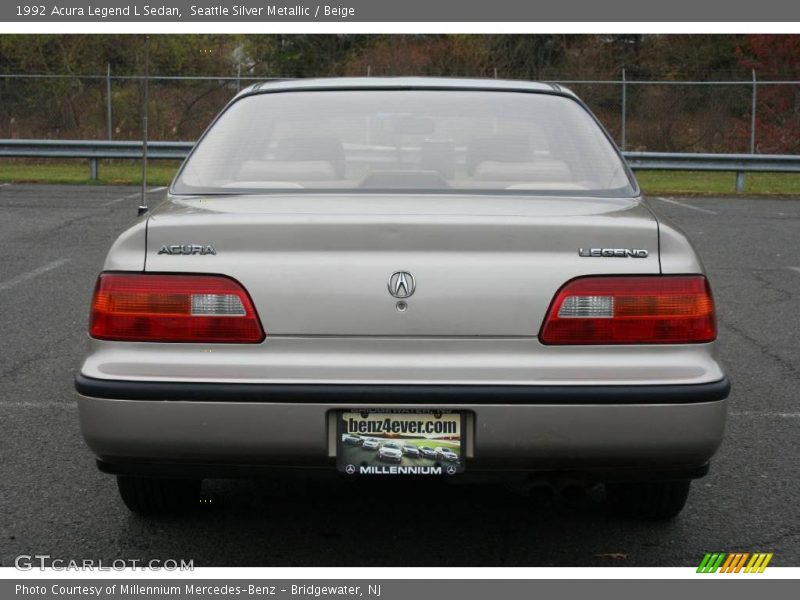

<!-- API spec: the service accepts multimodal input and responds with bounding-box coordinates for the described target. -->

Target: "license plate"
[337,409,465,476]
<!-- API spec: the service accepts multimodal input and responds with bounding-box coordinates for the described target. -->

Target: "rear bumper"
[75,375,729,478]
[75,374,730,405]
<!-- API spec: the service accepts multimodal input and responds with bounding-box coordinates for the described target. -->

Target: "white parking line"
[729,411,800,418]
[103,191,140,206]
[0,401,76,409]
[787,267,800,275]
[103,186,167,207]
[0,258,70,292]
[654,196,719,215]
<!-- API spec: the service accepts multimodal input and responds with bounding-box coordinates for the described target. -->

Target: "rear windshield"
[173,89,635,196]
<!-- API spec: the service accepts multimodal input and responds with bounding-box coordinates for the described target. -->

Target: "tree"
[240,35,371,77]
[736,35,800,153]
[340,35,491,77]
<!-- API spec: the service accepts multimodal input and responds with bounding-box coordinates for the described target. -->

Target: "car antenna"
[137,35,151,217]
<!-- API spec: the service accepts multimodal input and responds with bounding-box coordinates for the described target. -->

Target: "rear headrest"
[237,160,337,182]
[276,136,346,178]
[466,135,535,175]
[473,160,571,182]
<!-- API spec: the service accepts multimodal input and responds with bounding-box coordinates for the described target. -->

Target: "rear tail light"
[89,273,264,343]
[539,275,716,345]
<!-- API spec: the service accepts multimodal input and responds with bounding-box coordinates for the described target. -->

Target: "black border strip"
[75,373,730,405]
[96,459,710,482]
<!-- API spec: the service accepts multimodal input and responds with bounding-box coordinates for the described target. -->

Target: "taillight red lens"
[539,275,716,345]
[89,273,265,343]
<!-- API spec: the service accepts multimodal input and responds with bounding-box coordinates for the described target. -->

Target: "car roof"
[236,77,575,100]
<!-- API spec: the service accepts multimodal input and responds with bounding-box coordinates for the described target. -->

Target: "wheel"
[605,480,691,520]
[116,476,201,515]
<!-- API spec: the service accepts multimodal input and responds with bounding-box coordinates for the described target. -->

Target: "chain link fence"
[2,70,800,154]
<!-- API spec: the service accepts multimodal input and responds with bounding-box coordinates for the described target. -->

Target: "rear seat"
[473,160,572,182]
[236,160,338,182]
[466,133,570,183]
[465,134,536,175]
[276,136,346,178]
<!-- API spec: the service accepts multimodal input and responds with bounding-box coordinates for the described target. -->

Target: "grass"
[0,160,180,186]
[635,170,800,196]
[2,160,800,196]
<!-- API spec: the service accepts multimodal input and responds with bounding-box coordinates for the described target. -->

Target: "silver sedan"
[75,77,729,519]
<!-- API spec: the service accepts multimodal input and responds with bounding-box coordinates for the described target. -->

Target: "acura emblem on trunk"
[388,272,415,298]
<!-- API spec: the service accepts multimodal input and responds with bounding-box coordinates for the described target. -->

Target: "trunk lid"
[145,194,659,337]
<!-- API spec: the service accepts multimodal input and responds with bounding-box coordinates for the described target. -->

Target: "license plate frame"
[336,409,466,476]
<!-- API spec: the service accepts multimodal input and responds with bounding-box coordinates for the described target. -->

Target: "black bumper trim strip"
[75,373,730,405]
[96,458,711,481]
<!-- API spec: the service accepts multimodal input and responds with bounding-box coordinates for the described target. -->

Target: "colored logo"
[697,552,773,573]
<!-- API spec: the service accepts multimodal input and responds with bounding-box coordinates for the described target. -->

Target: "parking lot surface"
[0,184,798,567]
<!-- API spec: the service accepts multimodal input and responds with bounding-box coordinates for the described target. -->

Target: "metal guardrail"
[2,139,800,193]
[624,152,800,192]
[0,139,192,180]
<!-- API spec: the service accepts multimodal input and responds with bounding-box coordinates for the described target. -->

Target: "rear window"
[173,89,635,196]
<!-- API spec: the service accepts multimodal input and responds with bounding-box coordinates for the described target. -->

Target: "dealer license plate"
[337,409,466,476]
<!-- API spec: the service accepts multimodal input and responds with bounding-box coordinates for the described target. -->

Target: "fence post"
[736,171,746,193]
[621,68,627,150]
[89,158,98,180]
[106,63,112,141]
[236,64,241,92]
[750,69,757,154]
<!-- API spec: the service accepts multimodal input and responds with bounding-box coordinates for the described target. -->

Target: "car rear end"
[75,78,728,518]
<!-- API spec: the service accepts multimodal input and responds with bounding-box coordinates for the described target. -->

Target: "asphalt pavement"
[0,184,798,567]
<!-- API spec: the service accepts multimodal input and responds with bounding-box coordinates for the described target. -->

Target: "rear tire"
[606,480,691,520]
[116,476,201,515]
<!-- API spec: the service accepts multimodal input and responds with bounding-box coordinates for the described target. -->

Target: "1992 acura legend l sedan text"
[74,78,730,519]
